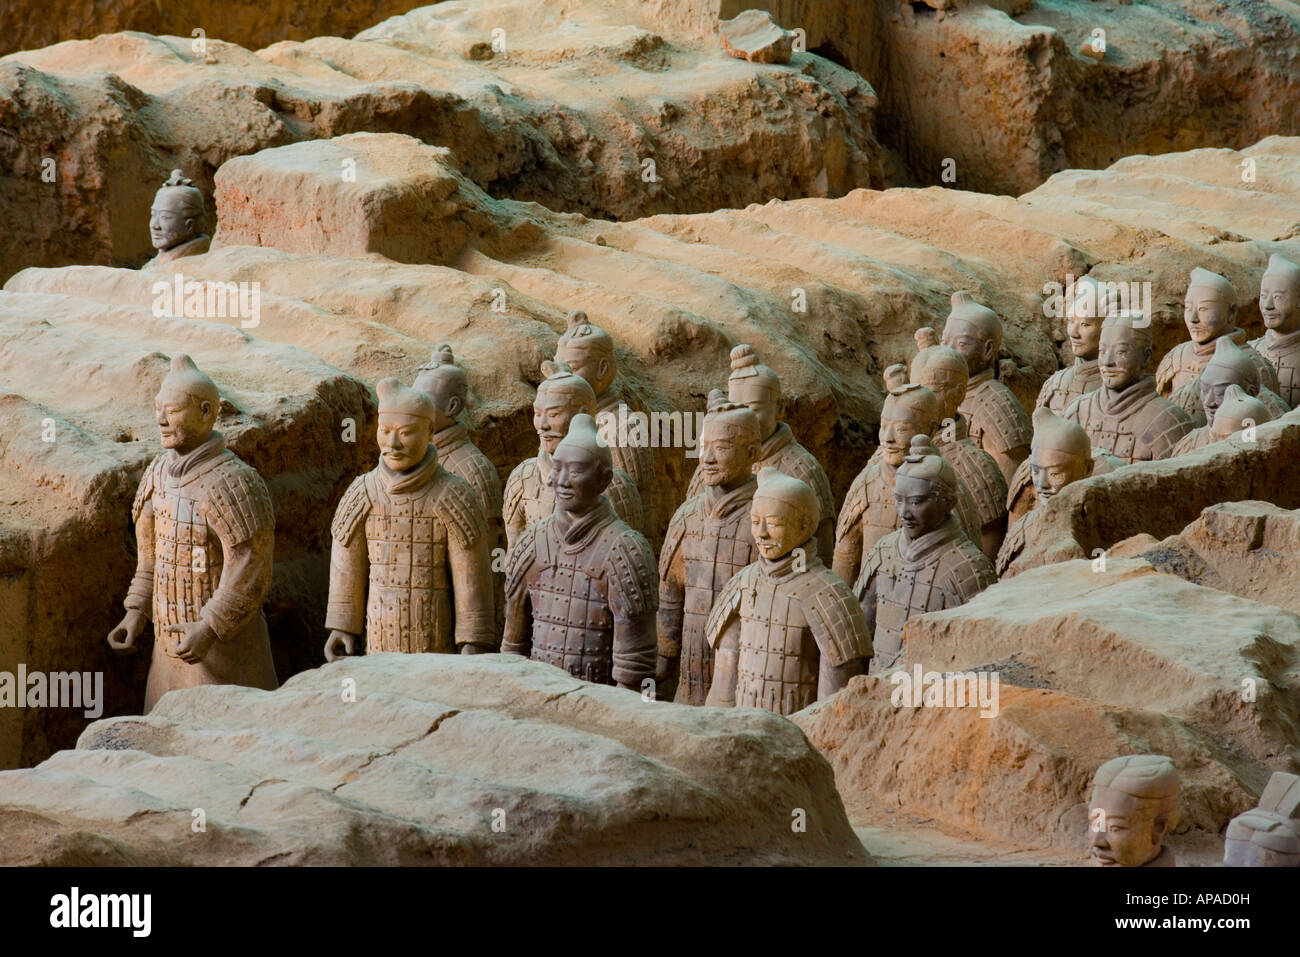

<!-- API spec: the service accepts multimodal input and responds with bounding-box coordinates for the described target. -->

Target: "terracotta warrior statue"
[1222,809,1300,867]
[554,309,654,528]
[911,330,1007,560]
[502,414,657,689]
[1170,339,1286,454]
[1157,267,1278,408]
[997,408,1097,577]
[834,376,982,587]
[503,360,643,550]
[325,378,495,659]
[1064,311,1193,463]
[1037,275,1115,412]
[853,435,996,673]
[107,354,277,711]
[941,291,1032,485]
[1249,254,1300,408]
[657,391,762,705]
[685,344,835,559]
[145,170,211,269]
[705,468,872,715]
[1088,754,1180,867]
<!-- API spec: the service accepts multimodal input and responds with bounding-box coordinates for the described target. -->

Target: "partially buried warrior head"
[1030,406,1092,503]
[150,170,206,252]
[1088,754,1179,867]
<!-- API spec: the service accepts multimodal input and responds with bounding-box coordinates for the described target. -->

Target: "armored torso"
[1036,358,1101,414]
[1249,329,1300,408]
[1064,376,1192,464]
[856,516,996,671]
[506,501,656,685]
[706,548,871,716]
[660,480,758,705]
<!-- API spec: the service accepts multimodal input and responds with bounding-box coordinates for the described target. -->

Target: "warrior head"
[554,309,617,397]
[376,377,436,473]
[1029,406,1092,503]
[1088,754,1179,867]
[727,344,781,441]
[941,291,1001,378]
[155,354,220,454]
[1098,311,1153,392]
[910,327,968,422]
[1199,336,1261,426]
[750,467,818,562]
[551,413,612,516]
[879,367,942,468]
[1211,384,1269,442]
[1222,809,1300,868]
[413,343,469,432]
[698,389,762,490]
[1066,275,1117,360]
[534,359,597,454]
[150,169,206,252]
[893,434,957,538]
[1259,254,1300,335]
[1183,267,1236,345]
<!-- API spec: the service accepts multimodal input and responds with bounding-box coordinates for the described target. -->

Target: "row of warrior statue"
[106,254,1300,722]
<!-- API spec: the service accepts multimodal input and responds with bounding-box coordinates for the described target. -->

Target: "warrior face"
[554,340,613,397]
[941,318,995,378]
[893,472,950,538]
[551,444,610,516]
[878,399,930,469]
[534,390,591,454]
[1198,364,1254,428]
[728,377,779,442]
[1259,275,1299,334]
[149,190,200,252]
[1183,284,1232,345]
[750,494,812,562]
[1088,791,1168,868]
[698,418,759,489]
[377,412,432,472]
[1097,324,1148,392]
[1066,312,1103,361]
[1030,446,1089,503]
[154,387,216,454]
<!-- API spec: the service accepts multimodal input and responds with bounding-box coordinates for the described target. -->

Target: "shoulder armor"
[835,463,874,539]
[658,500,692,580]
[605,524,657,618]
[1036,368,1065,408]
[201,455,275,546]
[431,468,489,549]
[450,444,503,520]
[1005,455,1033,512]
[606,467,645,534]
[971,380,1032,450]
[503,458,536,528]
[504,520,540,600]
[853,534,891,600]
[1246,345,1281,395]
[803,570,874,666]
[705,564,753,650]
[131,455,165,523]
[1261,387,1290,418]
[331,473,373,545]
[944,538,998,601]
[949,442,1008,526]
[1154,345,1183,395]
[777,442,835,519]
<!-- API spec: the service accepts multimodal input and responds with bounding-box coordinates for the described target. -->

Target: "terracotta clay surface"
[795,558,1298,853]
[0,654,870,866]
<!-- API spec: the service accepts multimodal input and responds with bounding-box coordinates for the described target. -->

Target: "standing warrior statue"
[554,309,655,530]
[941,291,1032,485]
[911,330,1008,560]
[705,468,872,716]
[503,360,643,550]
[833,373,982,588]
[107,354,277,711]
[685,344,835,560]
[1249,254,1300,408]
[144,170,211,270]
[1157,267,1278,411]
[1037,275,1115,412]
[1064,312,1193,463]
[854,435,996,673]
[503,414,658,690]
[324,378,495,659]
[657,390,763,705]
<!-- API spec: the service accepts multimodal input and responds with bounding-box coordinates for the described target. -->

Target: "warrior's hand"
[167,620,218,663]
[106,610,148,654]
[324,630,356,662]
